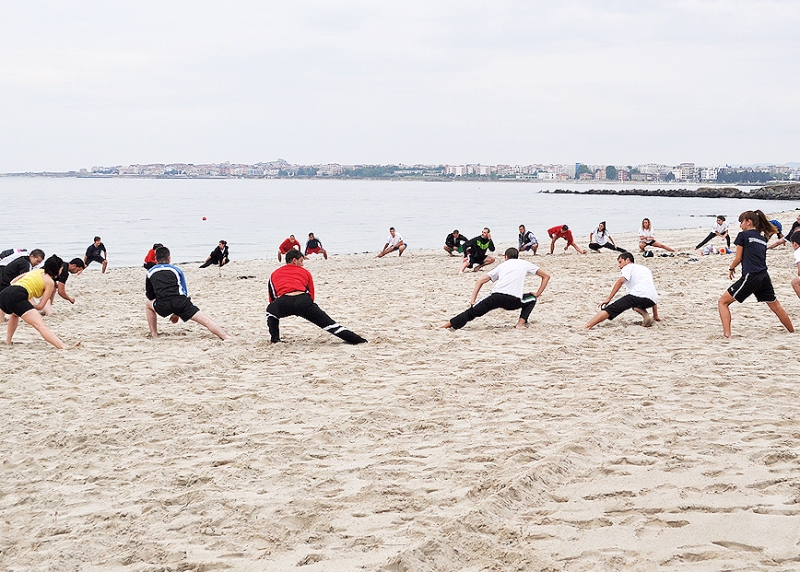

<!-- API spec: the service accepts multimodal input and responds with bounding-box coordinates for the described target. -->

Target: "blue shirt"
[734,229,768,274]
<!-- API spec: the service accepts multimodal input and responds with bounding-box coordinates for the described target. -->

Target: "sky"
[1,0,799,172]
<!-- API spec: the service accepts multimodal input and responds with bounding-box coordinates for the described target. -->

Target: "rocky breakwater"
[549,184,800,200]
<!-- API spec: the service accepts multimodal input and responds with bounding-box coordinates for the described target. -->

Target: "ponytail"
[739,210,777,239]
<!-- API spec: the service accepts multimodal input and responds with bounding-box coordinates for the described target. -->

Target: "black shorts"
[728,271,775,303]
[604,294,655,320]
[466,252,487,267]
[152,295,200,321]
[86,255,105,265]
[0,285,34,317]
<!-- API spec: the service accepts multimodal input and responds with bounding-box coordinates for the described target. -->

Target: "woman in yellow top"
[0,255,66,348]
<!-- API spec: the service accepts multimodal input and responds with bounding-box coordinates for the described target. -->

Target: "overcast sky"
[1,1,798,172]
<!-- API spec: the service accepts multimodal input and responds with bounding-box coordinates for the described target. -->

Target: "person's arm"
[609,235,617,247]
[602,277,627,305]
[767,238,786,249]
[469,274,491,305]
[534,269,550,297]
[488,238,495,252]
[589,231,595,244]
[33,277,56,311]
[304,242,310,255]
[145,276,156,301]
[57,281,74,303]
[728,245,744,279]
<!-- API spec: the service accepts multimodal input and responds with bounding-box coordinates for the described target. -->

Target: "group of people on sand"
[278,233,329,261]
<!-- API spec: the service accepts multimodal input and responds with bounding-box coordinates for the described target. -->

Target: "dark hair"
[717,215,726,221]
[597,221,607,236]
[285,250,304,263]
[69,258,85,268]
[153,243,163,250]
[618,252,634,263]
[791,231,800,246]
[94,236,101,242]
[452,229,459,234]
[483,227,491,233]
[309,232,315,237]
[505,247,519,259]
[219,240,227,245]
[30,249,45,259]
[389,227,395,231]
[519,225,525,229]
[43,255,63,278]
[155,246,170,262]
[561,225,569,231]
[739,210,777,239]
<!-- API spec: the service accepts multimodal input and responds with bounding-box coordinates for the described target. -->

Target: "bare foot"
[642,314,653,327]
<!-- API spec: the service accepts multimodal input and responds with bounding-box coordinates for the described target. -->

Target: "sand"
[2,216,800,571]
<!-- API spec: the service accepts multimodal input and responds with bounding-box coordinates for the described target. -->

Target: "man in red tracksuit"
[548,224,586,255]
[266,250,367,344]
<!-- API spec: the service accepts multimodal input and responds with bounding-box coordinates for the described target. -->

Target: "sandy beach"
[2,215,800,571]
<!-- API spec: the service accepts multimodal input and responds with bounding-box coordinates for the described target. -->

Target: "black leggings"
[449,293,536,329]
[696,232,730,249]
[266,293,366,344]
[589,242,627,252]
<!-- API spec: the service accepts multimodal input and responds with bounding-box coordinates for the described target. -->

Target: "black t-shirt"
[735,229,768,274]
[56,262,70,284]
[86,243,106,259]
[0,257,32,287]
[306,238,322,250]
[445,233,467,248]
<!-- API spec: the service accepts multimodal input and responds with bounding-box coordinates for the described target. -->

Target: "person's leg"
[322,248,328,260]
[718,291,735,338]
[531,243,538,255]
[101,259,108,273]
[474,256,495,271]
[725,234,731,248]
[568,241,586,254]
[766,300,794,333]
[199,260,212,268]
[696,232,716,249]
[459,257,471,273]
[190,311,230,340]
[398,244,406,256]
[19,309,66,349]
[589,243,601,252]
[145,300,159,338]
[792,276,800,298]
[278,251,282,262]
[266,299,285,342]
[632,307,653,327]
[584,310,610,330]
[445,295,505,329]
[517,298,536,328]
[653,241,675,252]
[550,236,557,254]
[5,313,19,344]
[298,298,367,344]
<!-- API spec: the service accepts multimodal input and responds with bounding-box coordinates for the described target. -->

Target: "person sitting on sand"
[305,233,328,259]
[278,235,302,262]
[460,228,496,273]
[718,210,793,338]
[443,247,550,330]
[584,252,661,329]
[146,247,230,340]
[266,250,367,344]
[0,255,68,349]
[548,224,586,255]
[43,258,85,315]
[444,229,467,256]
[200,240,229,268]
[0,249,45,323]
[638,218,675,253]
[518,225,538,254]
[84,236,108,273]
[589,221,627,253]
[768,214,800,249]
[695,215,730,250]
[143,243,163,270]
[377,227,406,258]
[791,232,800,300]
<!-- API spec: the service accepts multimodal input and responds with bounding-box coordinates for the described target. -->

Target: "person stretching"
[548,225,586,254]
[695,215,730,250]
[266,250,367,344]
[84,236,108,272]
[43,258,85,315]
[589,221,627,253]
[460,228,496,273]
[518,225,538,254]
[305,233,328,259]
[443,247,550,330]
[791,232,800,300]
[200,240,229,268]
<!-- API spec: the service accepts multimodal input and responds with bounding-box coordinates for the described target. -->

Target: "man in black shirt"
[444,230,467,256]
[0,249,45,322]
[43,258,85,315]
[84,237,108,273]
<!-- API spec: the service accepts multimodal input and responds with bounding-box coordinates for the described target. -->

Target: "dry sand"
[2,215,800,571]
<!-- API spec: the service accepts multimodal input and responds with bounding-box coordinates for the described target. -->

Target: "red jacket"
[547,225,574,243]
[268,264,314,302]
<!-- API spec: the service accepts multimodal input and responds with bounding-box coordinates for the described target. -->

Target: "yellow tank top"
[15,269,46,299]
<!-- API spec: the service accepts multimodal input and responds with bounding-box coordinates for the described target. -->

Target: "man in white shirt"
[377,227,406,258]
[585,252,661,329]
[442,247,551,330]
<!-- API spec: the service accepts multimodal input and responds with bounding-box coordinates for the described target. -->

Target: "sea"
[2,177,797,268]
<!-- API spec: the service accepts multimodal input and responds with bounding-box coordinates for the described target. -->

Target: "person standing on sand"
[145,247,230,340]
[460,228,496,273]
[377,227,406,258]
[584,252,661,329]
[718,210,793,338]
[0,255,67,349]
[84,236,108,273]
[443,247,550,330]
[548,224,586,255]
[304,233,328,259]
[266,250,367,344]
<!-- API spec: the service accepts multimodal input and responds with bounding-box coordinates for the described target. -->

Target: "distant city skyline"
[2,2,799,172]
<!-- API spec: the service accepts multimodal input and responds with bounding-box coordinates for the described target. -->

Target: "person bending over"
[200,240,229,268]
[305,233,328,259]
[768,214,800,249]
[518,225,538,254]
[144,243,163,270]
[266,250,367,344]
[0,255,67,348]
[460,228,496,273]
[443,247,550,330]
[377,227,406,258]
[0,249,45,322]
[585,252,661,329]
[548,224,586,255]
[278,235,302,262]
[146,247,230,340]
[444,230,467,256]
[43,258,85,315]
[84,236,108,272]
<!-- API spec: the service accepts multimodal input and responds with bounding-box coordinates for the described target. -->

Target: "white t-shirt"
[620,263,658,303]
[639,227,654,241]
[592,227,609,246]
[487,259,540,299]
[386,232,404,248]
[793,247,800,266]
[712,221,729,234]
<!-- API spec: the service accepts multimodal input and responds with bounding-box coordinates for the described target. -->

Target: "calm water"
[1,178,797,267]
